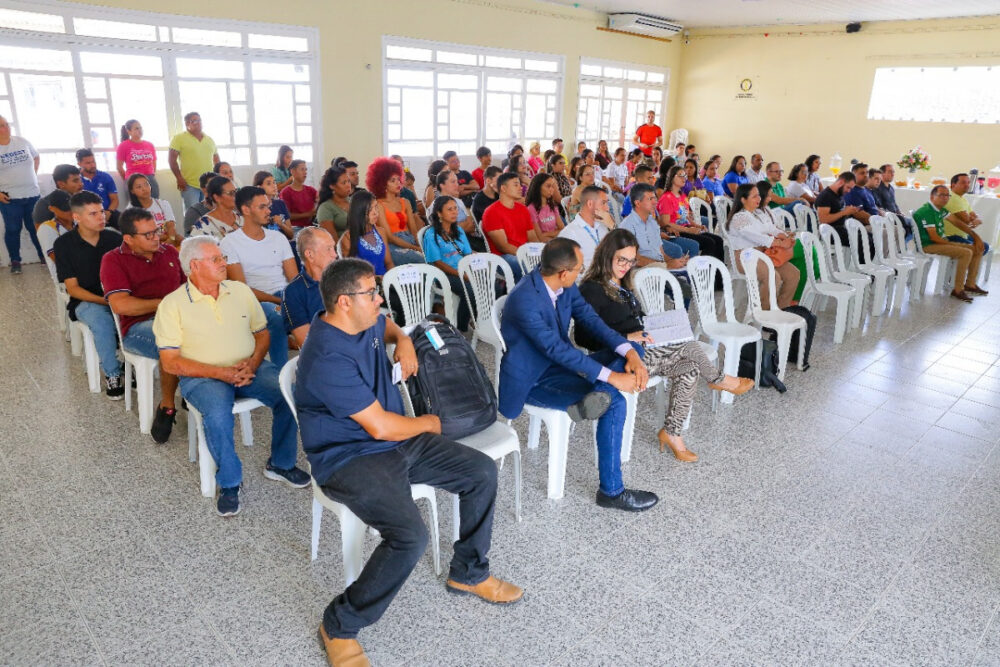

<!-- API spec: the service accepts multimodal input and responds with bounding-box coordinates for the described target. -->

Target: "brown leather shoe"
[318,624,370,667]
[446,575,524,604]
[658,429,698,462]
[951,290,974,303]
[708,376,754,396]
[966,285,989,296]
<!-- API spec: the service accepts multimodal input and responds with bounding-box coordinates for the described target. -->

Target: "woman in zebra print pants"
[577,229,753,463]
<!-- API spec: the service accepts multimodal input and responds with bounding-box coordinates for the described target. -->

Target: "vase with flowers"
[897,146,931,188]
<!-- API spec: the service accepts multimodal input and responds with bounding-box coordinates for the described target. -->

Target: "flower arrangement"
[897,146,931,172]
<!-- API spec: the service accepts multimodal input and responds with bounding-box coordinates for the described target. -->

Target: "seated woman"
[756,180,814,306]
[653,156,676,196]
[315,165,352,241]
[567,163,596,220]
[786,163,818,205]
[125,173,181,248]
[506,154,531,197]
[190,175,240,240]
[546,153,574,199]
[367,157,423,266]
[657,165,725,263]
[423,196,474,331]
[726,183,799,309]
[804,154,823,196]
[252,170,294,241]
[213,160,243,188]
[578,229,752,462]
[423,159,447,210]
[526,141,545,175]
[524,172,566,242]
[594,139,612,170]
[681,158,713,206]
[340,190,393,277]
[722,155,749,196]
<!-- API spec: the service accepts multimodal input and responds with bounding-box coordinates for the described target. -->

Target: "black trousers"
[320,433,498,638]
[679,230,725,264]
[830,222,875,263]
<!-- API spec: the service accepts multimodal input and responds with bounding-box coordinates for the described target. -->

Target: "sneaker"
[9,261,21,274]
[105,374,125,400]
[150,405,177,444]
[217,486,241,517]
[263,460,310,488]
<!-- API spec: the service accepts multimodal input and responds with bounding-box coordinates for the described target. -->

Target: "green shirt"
[316,198,350,234]
[271,166,291,185]
[914,201,948,247]
[168,131,217,188]
[768,181,786,209]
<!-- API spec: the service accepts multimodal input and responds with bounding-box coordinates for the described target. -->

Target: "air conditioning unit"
[607,13,683,38]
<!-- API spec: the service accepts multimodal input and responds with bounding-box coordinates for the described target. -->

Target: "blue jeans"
[179,360,297,489]
[500,253,523,282]
[0,195,42,263]
[263,299,289,370]
[145,174,160,199]
[181,185,203,210]
[664,236,699,258]
[122,318,158,359]
[947,235,990,255]
[525,349,633,496]
[389,231,424,265]
[75,301,123,378]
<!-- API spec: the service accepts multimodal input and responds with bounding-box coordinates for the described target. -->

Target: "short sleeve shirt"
[280,185,318,226]
[815,187,845,219]
[620,211,663,261]
[635,124,662,156]
[471,191,498,223]
[282,271,323,332]
[656,191,692,225]
[843,186,879,216]
[129,199,175,226]
[168,132,216,188]
[295,314,405,484]
[82,171,117,210]
[422,226,472,270]
[219,228,294,294]
[0,136,40,199]
[116,140,156,176]
[722,171,748,194]
[100,243,185,337]
[943,192,973,237]
[316,198,349,234]
[53,228,122,317]
[481,201,533,254]
[768,181,787,209]
[704,177,726,197]
[913,202,948,247]
[528,203,561,233]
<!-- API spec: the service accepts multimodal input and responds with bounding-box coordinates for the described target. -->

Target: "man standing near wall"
[169,112,219,211]
[632,110,662,164]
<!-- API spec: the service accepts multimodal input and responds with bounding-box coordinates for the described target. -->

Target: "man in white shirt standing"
[221,186,297,370]
[558,185,614,272]
[745,154,766,184]
[606,148,629,207]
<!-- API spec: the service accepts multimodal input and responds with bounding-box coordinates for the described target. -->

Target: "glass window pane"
[524,95,546,139]
[173,27,241,47]
[252,83,294,145]
[387,69,433,87]
[386,45,432,62]
[75,18,156,41]
[252,62,309,82]
[178,81,230,144]
[387,140,434,156]
[0,76,6,96]
[294,145,313,163]
[296,105,310,124]
[437,51,476,66]
[603,67,623,79]
[485,92,512,140]
[437,108,448,124]
[485,55,521,70]
[438,73,477,90]
[0,8,64,33]
[80,51,162,77]
[10,74,82,149]
[177,58,243,80]
[647,72,665,84]
[526,79,556,94]
[524,59,558,73]
[627,69,645,82]
[230,82,246,102]
[581,63,602,76]
[387,87,401,104]
[487,77,521,93]
[580,83,601,97]
[231,104,247,123]
[388,106,401,122]
[248,33,309,52]
[401,88,434,139]
[0,46,72,72]
[0,100,9,120]
[90,126,114,148]
[297,125,312,143]
[449,91,477,140]
[87,102,110,124]
[233,125,249,144]
[83,77,106,100]
[388,124,401,140]
[295,84,310,103]
[627,87,646,101]
[218,147,251,165]
[108,78,168,146]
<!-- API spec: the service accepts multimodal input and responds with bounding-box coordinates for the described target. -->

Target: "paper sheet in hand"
[643,310,695,346]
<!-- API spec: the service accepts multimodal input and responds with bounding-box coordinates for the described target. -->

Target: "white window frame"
[382,36,564,159]
[0,0,321,172]
[576,57,670,149]
[868,65,1000,124]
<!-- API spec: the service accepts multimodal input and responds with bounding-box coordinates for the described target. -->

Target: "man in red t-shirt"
[633,110,663,158]
[481,172,539,281]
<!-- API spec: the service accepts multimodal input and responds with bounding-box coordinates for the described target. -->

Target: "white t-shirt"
[0,136,40,199]
[606,161,629,189]
[129,199,176,227]
[558,214,608,273]
[745,167,766,184]
[36,219,70,281]
[786,181,815,199]
[219,228,294,294]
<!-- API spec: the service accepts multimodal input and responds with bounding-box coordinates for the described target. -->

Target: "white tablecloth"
[894,187,1000,246]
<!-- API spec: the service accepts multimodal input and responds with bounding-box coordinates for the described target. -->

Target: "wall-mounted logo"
[736,77,756,100]
[740,78,752,92]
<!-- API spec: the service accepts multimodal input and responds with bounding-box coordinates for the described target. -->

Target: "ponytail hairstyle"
[120,119,139,143]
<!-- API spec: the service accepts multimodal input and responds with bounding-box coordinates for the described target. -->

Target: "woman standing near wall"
[0,115,41,273]
[116,120,158,198]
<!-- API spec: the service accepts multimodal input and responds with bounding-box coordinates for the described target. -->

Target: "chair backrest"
[561,195,572,213]
[689,196,711,230]
[845,217,878,269]
[740,248,780,314]
[795,206,818,234]
[458,253,514,344]
[819,223,853,275]
[490,294,508,353]
[383,263,452,327]
[110,309,126,342]
[416,225,430,250]
[688,255,738,325]
[713,196,732,227]
[904,208,929,254]
[633,266,685,315]
[883,211,909,256]
[869,215,896,261]
[715,218,743,276]
[278,356,299,422]
[797,230,835,288]
[516,242,544,276]
[771,208,796,233]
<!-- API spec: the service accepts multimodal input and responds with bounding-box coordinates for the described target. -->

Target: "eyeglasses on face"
[615,255,638,267]
[344,287,380,302]
[197,254,228,265]
[133,225,164,240]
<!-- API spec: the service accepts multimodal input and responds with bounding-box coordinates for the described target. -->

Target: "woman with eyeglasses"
[578,229,752,462]
[657,165,725,263]
[126,173,180,248]
[190,176,240,240]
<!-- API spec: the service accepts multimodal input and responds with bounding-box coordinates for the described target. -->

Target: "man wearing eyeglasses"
[101,208,186,443]
[153,235,309,517]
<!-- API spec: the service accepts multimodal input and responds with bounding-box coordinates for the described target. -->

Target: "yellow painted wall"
[675,16,1000,182]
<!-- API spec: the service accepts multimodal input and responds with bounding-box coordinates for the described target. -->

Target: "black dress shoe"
[595,488,659,512]
[566,391,611,422]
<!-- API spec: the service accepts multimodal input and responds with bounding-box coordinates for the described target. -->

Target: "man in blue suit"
[498,238,659,512]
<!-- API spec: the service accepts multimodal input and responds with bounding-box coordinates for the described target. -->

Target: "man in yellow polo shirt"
[168,112,219,212]
[153,235,308,517]
[943,172,989,261]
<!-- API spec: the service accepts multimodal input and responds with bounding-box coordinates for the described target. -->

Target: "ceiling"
[539,0,1000,29]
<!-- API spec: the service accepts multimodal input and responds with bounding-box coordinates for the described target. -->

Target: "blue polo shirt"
[704,177,726,197]
[295,314,405,484]
[282,270,323,331]
[721,171,748,195]
[82,170,117,210]
[843,185,880,216]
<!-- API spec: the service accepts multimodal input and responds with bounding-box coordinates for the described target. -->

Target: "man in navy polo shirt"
[296,258,522,667]
[101,207,186,442]
[282,226,337,347]
[842,162,879,224]
[77,148,120,229]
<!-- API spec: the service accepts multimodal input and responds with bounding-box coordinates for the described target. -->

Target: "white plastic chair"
[277,358,440,583]
[885,211,931,296]
[71,320,102,393]
[383,263,455,328]
[111,311,159,434]
[686,256,762,405]
[516,242,544,276]
[797,232,857,343]
[739,249,807,382]
[459,253,514,392]
[713,196,732,231]
[795,207,819,234]
[819,224,872,328]
[907,208,955,295]
[186,397,264,498]
[415,226,460,326]
[714,217,747,312]
[845,218,895,316]
[771,208,797,233]
[870,215,916,311]
[689,196,712,231]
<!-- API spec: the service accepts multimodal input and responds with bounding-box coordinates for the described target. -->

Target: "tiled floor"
[3,261,1000,666]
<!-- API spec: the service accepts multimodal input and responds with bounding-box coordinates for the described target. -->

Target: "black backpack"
[407,316,498,439]
[738,339,786,393]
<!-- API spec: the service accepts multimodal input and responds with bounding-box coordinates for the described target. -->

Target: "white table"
[894,187,1000,246]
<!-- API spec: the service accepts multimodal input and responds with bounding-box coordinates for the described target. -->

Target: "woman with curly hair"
[367,156,423,265]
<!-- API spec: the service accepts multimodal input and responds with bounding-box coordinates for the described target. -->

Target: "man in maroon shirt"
[101,207,186,443]
[481,172,540,282]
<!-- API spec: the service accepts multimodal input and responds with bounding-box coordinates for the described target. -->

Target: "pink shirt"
[656,191,692,226]
[280,184,318,227]
[528,203,560,233]
[116,140,157,176]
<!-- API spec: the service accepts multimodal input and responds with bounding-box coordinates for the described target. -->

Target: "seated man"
[875,164,914,240]
[471,165,502,222]
[765,162,806,212]
[498,237,658,511]
[619,183,692,269]
[745,153,766,184]
[558,185,614,273]
[282,226,337,347]
[944,172,990,260]
[842,162,879,223]
[77,148,120,229]
[220,186,297,370]
[815,172,865,248]
[36,189,74,281]
[32,163,83,227]
[481,171,539,282]
[296,258,522,666]
[101,208,186,443]
[915,185,987,302]
[153,236,308,516]
[183,171,218,236]
[54,191,125,399]
[444,149,479,205]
